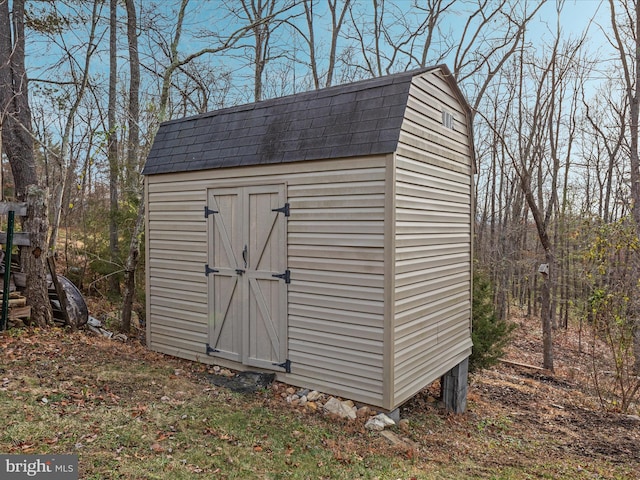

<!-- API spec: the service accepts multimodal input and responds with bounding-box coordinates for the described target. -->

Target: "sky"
[20,0,623,141]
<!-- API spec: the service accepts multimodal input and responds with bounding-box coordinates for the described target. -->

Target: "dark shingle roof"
[142,66,438,175]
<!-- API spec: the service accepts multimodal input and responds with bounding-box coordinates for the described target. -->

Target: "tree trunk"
[47,0,101,253]
[608,0,640,374]
[121,197,145,333]
[24,186,52,327]
[540,250,555,371]
[0,0,51,326]
[125,0,140,197]
[121,0,142,334]
[108,0,120,296]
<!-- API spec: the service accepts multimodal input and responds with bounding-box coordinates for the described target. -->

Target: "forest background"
[2,0,640,410]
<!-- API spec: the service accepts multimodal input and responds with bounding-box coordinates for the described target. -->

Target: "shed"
[142,65,474,412]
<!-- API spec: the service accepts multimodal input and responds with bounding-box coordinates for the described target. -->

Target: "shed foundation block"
[441,357,469,414]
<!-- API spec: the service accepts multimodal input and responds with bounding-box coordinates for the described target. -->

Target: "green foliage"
[469,267,516,373]
[582,218,640,413]
[61,192,144,302]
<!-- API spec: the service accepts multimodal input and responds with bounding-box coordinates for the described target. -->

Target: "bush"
[469,268,515,373]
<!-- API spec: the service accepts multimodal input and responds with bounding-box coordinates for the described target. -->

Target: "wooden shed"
[142,65,474,412]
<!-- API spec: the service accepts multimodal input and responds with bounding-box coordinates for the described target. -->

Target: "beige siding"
[390,70,473,407]
[147,185,208,361]
[146,68,474,410]
[146,156,387,405]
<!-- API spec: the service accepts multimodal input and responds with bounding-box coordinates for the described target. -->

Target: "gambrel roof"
[142,66,453,175]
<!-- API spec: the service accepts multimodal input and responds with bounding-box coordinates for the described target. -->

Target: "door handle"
[242,245,248,268]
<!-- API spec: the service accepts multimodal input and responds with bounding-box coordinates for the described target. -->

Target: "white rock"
[365,417,385,431]
[376,413,396,427]
[323,396,357,420]
[365,413,396,431]
[87,316,102,327]
[307,390,322,402]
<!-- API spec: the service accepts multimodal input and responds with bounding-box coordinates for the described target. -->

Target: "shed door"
[207,185,288,371]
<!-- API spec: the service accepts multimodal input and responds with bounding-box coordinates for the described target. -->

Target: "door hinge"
[206,343,219,355]
[271,203,290,217]
[205,264,219,276]
[273,359,291,373]
[272,269,290,284]
[204,206,218,218]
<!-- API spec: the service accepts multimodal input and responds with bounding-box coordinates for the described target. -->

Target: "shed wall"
[391,71,473,406]
[146,156,388,406]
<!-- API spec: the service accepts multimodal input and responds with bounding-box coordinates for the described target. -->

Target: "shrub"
[469,268,515,373]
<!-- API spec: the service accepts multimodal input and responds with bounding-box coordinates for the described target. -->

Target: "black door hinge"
[273,359,291,373]
[205,264,219,276]
[204,206,218,218]
[206,343,219,355]
[271,203,290,217]
[272,269,290,284]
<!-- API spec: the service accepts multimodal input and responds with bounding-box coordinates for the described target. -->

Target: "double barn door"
[206,184,288,371]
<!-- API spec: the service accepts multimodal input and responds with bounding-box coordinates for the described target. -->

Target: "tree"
[296,0,351,89]
[120,0,142,334]
[222,0,297,102]
[46,0,102,254]
[107,0,120,296]
[608,0,640,373]
[479,7,587,370]
[0,0,51,327]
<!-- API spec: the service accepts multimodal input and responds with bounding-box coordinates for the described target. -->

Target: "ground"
[0,310,638,479]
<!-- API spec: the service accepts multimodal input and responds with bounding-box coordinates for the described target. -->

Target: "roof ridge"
[143,66,447,175]
[159,66,438,126]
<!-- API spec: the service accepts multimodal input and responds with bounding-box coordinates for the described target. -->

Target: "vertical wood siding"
[391,72,473,406]
[146,157,387,406]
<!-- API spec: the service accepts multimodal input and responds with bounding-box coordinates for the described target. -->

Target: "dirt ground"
[1,308,639,478]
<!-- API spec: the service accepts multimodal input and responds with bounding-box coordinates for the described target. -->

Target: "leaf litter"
[0,317,638,479]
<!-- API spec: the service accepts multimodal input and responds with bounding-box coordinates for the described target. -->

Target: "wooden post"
[0,210,14,330]
[441,357,469,414]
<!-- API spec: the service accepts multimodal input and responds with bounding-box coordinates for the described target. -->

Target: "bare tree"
[107,0,120,296]
[608,0,640,373]
[120,0,142,334]
[46,0,103,253]
[479,11,587,370]
[296,0,351,89]
[0,0,52,327]
[583,83,627,224]
[221,0,297,102]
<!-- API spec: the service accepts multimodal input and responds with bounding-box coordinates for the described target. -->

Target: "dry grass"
[0,313,639,479]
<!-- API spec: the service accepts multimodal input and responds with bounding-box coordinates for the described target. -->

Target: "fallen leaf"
[150,443,165,453]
